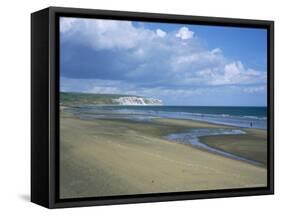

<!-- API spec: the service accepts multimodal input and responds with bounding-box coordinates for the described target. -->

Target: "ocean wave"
[242,115,267,120]
[110,108,266,121]
[69,106,267,129]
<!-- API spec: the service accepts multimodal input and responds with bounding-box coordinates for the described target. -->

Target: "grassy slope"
[60,92,130,106]
[60,92,159,106]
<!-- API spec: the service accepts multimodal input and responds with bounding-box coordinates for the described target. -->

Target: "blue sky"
[60,17,267,106]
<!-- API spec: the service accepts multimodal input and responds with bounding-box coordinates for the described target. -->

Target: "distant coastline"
[60,92,267,130]
[60,91,162,106]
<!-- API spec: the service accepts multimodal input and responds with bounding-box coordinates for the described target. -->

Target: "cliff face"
[60,92,163,106]
[112,96,163,105]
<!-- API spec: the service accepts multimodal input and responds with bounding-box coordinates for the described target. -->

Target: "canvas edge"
[31,6,274,209]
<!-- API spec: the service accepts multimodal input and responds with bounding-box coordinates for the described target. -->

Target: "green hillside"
[60,92,134,106]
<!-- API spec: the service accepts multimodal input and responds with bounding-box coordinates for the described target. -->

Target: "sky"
[60,17,267,106]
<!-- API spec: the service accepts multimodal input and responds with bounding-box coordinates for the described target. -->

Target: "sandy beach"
[58,18,269,200]
[60,112,267,199]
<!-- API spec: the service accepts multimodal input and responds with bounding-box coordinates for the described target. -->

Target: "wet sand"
[200,128,267,166]
[60,113,267,199]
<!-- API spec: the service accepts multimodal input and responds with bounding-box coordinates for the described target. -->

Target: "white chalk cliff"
[112,96,163,105]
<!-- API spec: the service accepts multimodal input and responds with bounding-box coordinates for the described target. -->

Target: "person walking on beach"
[250,121,253,128]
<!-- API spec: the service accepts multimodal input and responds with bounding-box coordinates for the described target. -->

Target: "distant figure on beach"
[250,122,253,128]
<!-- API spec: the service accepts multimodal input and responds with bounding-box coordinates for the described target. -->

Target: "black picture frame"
[31,6,274,209]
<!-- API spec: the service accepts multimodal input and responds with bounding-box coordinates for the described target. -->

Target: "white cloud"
[172,48,225,70]
[209,61,266,86]
[60,18,77,33]
[61,17,266,93]
[243,86,265,93]
[211,48,222,55]
[60,17,155,50]
[176,27,194,40]
[156,29,167,37]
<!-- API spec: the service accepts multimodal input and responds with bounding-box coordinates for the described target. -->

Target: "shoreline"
[62,109,267,165]
[60,110,267,198]
[63,104,267,130]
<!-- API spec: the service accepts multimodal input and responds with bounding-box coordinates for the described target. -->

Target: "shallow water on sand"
[165,128,261,165]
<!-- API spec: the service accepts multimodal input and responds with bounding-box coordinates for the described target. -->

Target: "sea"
[68,105,267,130]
